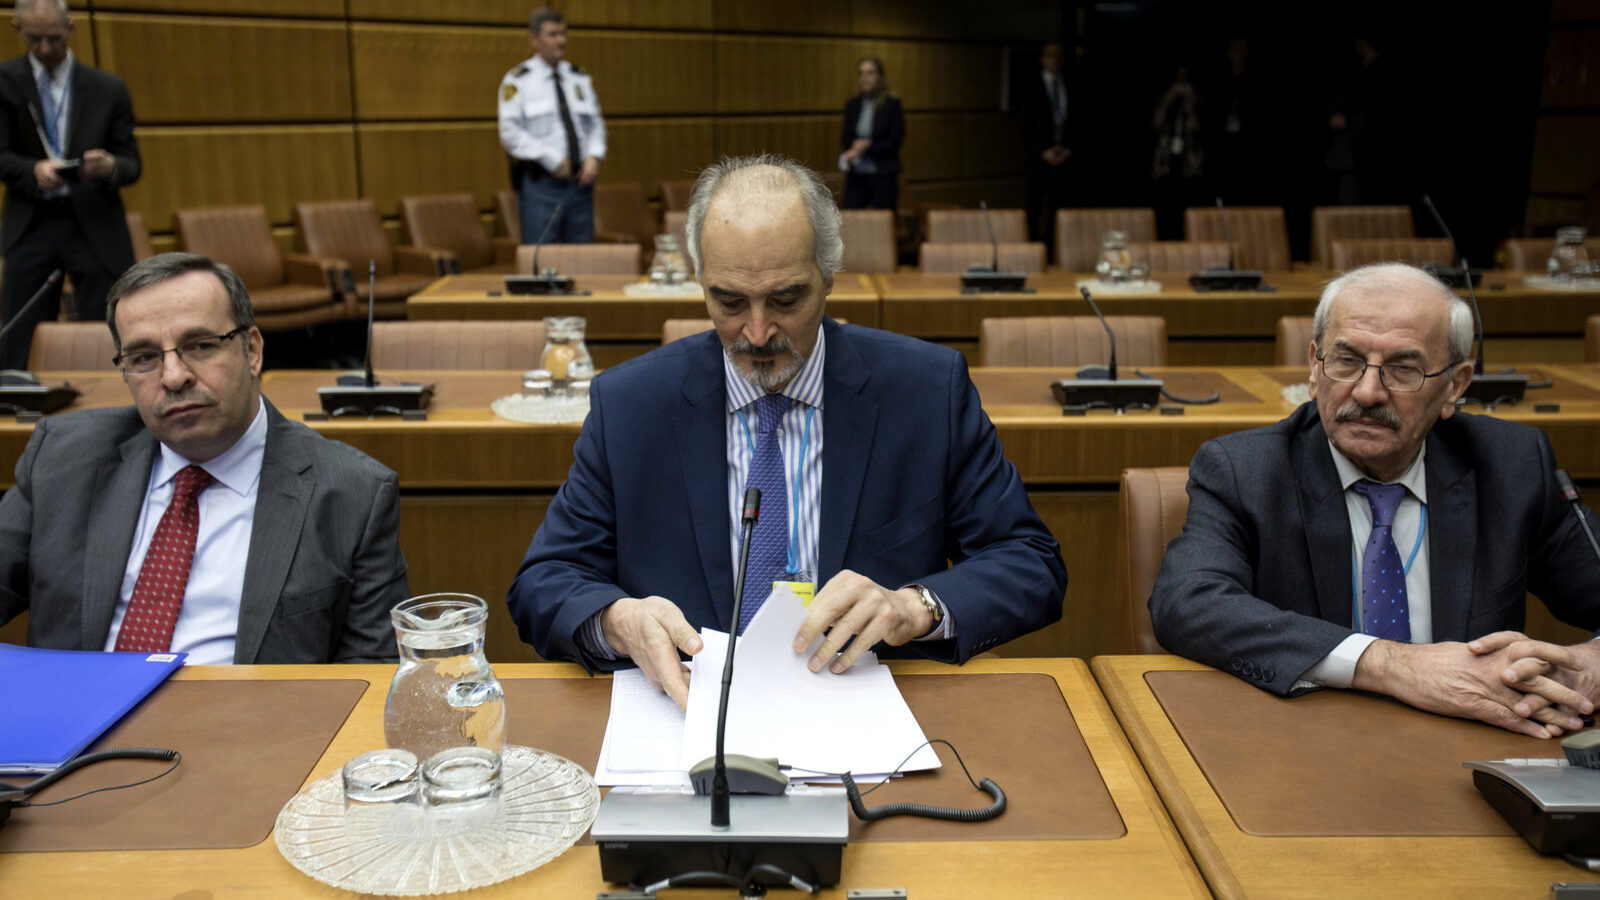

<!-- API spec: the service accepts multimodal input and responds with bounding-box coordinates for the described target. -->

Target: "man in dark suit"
[1150,263,1600,738]
[507,155,1066,707]
[1018,41,1072,252]
[0,252,408,663]
[0,0,140,368]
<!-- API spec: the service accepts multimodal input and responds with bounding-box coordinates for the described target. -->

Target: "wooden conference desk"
[4,365,1600,661]
[874,270,1600,366]
[406,273,883,368]
[1093,655,1593,898]
[0,659,1208,899]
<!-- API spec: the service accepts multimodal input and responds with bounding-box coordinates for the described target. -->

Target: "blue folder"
[0,644,186,774]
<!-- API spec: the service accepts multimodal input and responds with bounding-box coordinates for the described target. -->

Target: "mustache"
[153,388,214,415]
[727,335,795,356]
[1335,401,1401,430]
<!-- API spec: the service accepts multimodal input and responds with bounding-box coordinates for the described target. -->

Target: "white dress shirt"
[497,54,607,172]
[103,399,267,664]
[26,50,72,157]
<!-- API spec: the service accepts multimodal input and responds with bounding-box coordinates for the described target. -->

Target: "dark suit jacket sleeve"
[334,467,408,662]
[1510,427,1600,639]
[1148,436,1356,695]
[908,349,1066,661]
[88,70,140,190]
[0,418,44,626]
[506,377,630,671]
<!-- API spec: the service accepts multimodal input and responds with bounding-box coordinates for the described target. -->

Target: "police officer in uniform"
[498,7,606,244]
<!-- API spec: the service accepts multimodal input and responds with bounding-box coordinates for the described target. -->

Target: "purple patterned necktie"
[1351,479,1411,642]
[739,393,790,633]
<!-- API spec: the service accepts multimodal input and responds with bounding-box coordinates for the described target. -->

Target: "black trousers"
[1,202,116,369]
[843,170,898,212]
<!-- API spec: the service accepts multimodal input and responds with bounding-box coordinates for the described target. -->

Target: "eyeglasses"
[114,328,246,376]
[1315,350,1453,393]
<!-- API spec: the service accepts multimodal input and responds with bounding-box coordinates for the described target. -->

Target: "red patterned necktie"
[114,465,214,653]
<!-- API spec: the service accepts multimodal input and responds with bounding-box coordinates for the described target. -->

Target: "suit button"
[1263,668,1275,681]
[1230,657,1244,672]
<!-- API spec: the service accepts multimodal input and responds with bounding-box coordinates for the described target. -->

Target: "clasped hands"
[599,569,934,709]
[32,148,114,190]
[1353,631,1599,739]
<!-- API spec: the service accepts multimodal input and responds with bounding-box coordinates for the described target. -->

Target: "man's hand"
[1352,639,1580,738]
[793,570,932,675]
[1042,145,1069,166]
[578,156,600,187]
[600,595,703,709]
[1469,631,1600,731]
[80,149,116,180]
[551,157,573,179]
[32,158,63,190]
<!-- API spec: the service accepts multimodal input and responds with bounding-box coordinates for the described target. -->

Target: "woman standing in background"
[840,57,904,211]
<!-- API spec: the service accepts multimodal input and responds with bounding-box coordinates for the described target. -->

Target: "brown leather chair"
[1116,467,1190,653]
[1309,205,1414,268]
[515,243,642,275]
[496,189,520,243]
[840,209,896,273]
[925,208,1027,244]
[1330,238,1454,271]
[1276,315,1315,367]
[125,211,155,261]
[174,205,346,330]
[1055,208,1158,271]
[371,320,545,370]
[1504,237,1600,270]
[1587,315,1600,363]
[1125,240,1231,272]
[978,315,1167,367]
[663,317,846,344]
[28,321,118,370]
[920,242,1046,274]
[1183,206,1290,271]
[293,199,437,320]
[401,193,517,275]
[594,182,658,250]
[659,178,696,212]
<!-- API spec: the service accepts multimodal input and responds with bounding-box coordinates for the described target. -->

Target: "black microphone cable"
[790,738,1007,824]
[0,748,180,825]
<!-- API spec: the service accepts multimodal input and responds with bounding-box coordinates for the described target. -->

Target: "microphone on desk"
[707,488,767,826]
[506,180,580,296]
[959,200,1028,293]
[1048,286,1162,412]
[1422,195,1530,407]
[0,269,79,417]
[1189,197,1263,292]
[315,259,433,418]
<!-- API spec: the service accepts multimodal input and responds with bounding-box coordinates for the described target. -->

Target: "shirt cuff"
[577,607,621,661]
[1293,633,1377,691]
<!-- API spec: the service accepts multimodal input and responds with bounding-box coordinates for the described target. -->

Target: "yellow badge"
[502,83,517,102]
[575,84,585,101]
[779,581,816,606]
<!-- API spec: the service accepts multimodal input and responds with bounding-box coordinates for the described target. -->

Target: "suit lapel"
[1293,408,1355,627]
[818,321,877,579]
[82,429,156,649]
[1423,427,1476,641]
[63,61,89,157]
[675,336,735,621]
[235,404,313,663]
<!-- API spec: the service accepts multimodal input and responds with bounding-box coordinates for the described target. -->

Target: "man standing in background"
[0,0,140,368]
[498,7,606,245]
[1019,41,1072,255]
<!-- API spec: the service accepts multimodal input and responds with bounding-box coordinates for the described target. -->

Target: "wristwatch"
[911,583,943,628]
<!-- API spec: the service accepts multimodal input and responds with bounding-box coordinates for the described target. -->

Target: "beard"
[726,335,805,390]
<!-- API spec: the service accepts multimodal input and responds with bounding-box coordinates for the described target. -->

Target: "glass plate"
[275,745,599,896]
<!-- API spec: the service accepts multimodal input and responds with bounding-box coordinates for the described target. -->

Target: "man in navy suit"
[1150,263,1600,738]
[508,155,1066,707]
[0,0,141,368]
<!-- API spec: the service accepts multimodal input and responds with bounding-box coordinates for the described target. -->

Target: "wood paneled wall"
[68,1,1058,245]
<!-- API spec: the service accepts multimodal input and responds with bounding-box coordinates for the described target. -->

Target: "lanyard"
[1350,503,1427,629]
[735,401,814,577]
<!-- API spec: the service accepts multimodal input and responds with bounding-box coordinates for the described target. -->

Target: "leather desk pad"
[0,679,366,853]
[506,672,1124,843]
[1147,670,1548,836]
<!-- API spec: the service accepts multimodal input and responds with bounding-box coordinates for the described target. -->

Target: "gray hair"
[14,0,68,21]
[528,6,562,32]
[106,252,255,350]
[683,154,844,279]
[1311,262,1475,366]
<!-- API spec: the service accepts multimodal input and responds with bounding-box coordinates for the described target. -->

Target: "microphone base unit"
[592,786,847,888]
[1051,377,1164,412]
[0,382,79,416]
[315,383,434,418]
[960,269,1029,293]
[1460,373,1531,408]
[504,274,577,295]
[1422,264,1484,290]
[1188,269,1263,292]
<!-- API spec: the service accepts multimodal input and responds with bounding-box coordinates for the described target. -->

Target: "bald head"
[684,154,842,278]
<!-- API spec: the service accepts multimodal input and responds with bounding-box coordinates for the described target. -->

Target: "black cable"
[12,749,181,808]
[1563,852,1600,872]
[1135,369,1220,405]
[790,738,1007,823]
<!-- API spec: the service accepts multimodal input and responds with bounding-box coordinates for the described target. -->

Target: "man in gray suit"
[1151,263,1600,738]
[0,252,408,663]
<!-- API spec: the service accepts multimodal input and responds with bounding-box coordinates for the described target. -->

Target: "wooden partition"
[70,1,1056,248]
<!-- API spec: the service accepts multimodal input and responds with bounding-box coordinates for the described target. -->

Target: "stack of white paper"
[595,584,940,785]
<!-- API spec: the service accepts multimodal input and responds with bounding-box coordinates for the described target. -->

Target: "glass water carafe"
[648,234,690,285]
[384,593,506,761]
[1549,226,1591,277]
[1096,230,1133,282]
[539,316,595,389]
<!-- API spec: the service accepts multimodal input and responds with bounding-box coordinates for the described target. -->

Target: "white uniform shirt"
[497,54,606,173]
